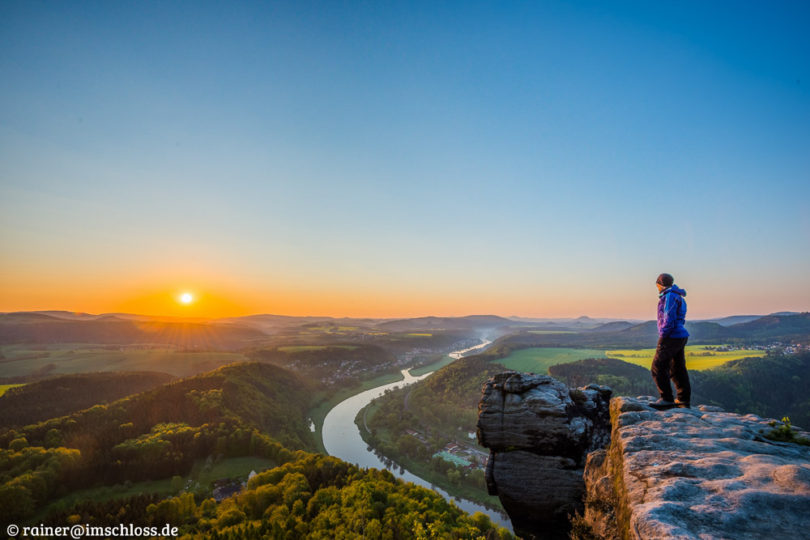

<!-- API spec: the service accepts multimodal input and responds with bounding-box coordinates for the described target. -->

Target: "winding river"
[321,339,512,530]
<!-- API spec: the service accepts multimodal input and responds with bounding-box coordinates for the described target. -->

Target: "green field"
[0,344,248,378]
[189,456,276,488]
[606,346,767,370]
[0,384,25,397]
[277,345,359,353]
[494,347,607,374]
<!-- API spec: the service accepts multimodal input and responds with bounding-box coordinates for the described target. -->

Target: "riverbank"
[355,398,504,512]
[320,338,511,530]
[308,370,405,454]
[310,341,492,452]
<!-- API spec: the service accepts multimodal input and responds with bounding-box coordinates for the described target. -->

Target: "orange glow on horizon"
[1,274,805,321]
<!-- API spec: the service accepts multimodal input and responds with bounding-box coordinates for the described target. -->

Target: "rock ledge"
[584,396,810,539]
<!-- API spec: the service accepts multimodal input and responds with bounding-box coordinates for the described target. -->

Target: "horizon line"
[2,308,802,322]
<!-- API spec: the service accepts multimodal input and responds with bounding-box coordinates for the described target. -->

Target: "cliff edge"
[585,395,810,539]
[477,372,810,539]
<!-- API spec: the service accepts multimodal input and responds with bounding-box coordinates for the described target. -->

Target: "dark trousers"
[651,337,690,403]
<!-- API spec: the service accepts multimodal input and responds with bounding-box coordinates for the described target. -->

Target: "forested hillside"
[0,363,315,523]
[0,371,175,428]
[40,452,510,539]
[551,352,810,428]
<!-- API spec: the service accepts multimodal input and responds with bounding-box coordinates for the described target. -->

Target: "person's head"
[656,273,674,291]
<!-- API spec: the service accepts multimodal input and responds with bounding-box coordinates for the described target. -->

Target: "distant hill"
[496,314,810,349]
[508,316,643,330]
[0,312,268,349]
[588,321,636,333]
[699,315,763,326]
[0,371,175,428]
[723,312,810,341]
[377,315,515,332]
[218,314,389,332]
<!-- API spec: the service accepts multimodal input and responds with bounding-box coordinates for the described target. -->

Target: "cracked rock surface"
[584,396,810,540]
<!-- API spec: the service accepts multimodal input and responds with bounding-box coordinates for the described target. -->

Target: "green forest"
[0,361,512,538]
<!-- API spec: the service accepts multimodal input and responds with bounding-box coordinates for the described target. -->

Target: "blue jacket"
[657,285,689,338]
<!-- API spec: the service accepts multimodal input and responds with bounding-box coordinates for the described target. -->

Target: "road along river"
[321,339,512,530]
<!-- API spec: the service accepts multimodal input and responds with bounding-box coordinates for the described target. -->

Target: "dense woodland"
[0,371,174,428]
[0,363,314,524]
[41,453,510,539]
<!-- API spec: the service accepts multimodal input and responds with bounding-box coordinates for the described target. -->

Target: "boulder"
[476,372,612,539]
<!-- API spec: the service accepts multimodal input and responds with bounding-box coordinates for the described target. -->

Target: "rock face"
[477,373,810,539]
[476,372,612,539]
[584,396,810,539]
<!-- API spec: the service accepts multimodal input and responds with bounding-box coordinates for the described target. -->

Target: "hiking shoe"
[675,400,691,408]
[650,399,675,409]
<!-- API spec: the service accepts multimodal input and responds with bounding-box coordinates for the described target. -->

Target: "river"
[321,339,512,530]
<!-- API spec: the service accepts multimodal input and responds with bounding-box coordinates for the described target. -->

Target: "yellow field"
[406,333,433,337]
[0,384,25,397]
[606,346,766,370]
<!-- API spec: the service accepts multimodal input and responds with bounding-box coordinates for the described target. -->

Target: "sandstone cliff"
[476,372,612,539]
[477,372,810,540]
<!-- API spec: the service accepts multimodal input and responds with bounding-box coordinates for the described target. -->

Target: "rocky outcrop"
[477,373,810,539]
[584,396,810,539]
[476,372,612,539]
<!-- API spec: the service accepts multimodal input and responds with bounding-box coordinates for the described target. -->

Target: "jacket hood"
[661,284,687,297]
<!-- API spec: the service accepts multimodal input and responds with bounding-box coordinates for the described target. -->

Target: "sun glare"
[179,292,194,305]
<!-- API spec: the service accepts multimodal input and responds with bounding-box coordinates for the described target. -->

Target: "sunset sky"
[1,1,809,319]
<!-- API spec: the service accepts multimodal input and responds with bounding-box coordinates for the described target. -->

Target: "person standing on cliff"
[651,273,691,409]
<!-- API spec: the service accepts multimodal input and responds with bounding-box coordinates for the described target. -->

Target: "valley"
[0,310,808,537]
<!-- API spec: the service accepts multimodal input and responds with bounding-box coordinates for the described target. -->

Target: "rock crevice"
[476,372,612,539]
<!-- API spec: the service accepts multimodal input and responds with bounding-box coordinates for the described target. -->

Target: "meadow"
[0,384,25,397]
[606,346,767,370]
[494,348,608,374]
[0,344,249,378]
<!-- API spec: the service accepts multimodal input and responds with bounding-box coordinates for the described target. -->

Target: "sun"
[179,292,194,305]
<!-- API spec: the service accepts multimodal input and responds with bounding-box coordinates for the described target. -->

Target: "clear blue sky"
[1,1,808,318]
